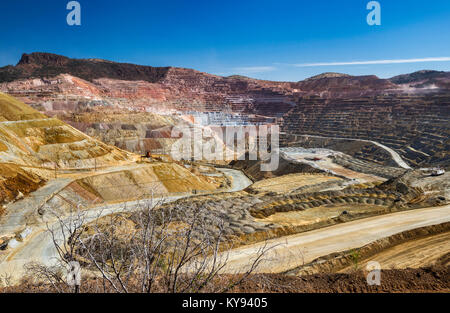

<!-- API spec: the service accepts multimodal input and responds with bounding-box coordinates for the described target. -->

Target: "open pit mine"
[0,53,448,292]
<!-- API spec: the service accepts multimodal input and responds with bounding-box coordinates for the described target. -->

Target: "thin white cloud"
[233,66,276,74]
[294,57,450,67]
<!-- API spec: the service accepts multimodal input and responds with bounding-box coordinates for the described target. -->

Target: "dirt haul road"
[292,134,412,169]
[221,205,450,273]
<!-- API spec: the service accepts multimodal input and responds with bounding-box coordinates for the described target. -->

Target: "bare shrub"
[25,197,273,293]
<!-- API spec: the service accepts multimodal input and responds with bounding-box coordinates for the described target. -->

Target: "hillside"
[0,92,223,215]
[0,93,135,168]
[0,93,46,121]
[389,70,450,89]
[292,74,398,97]
[0,92,136,203]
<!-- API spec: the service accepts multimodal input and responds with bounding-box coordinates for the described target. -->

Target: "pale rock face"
[32,79,43,87]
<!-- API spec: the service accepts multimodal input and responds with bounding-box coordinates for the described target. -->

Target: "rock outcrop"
[2,52,170,83]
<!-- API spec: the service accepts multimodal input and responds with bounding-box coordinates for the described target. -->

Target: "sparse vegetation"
[23,200,273,293]
[349,249,361,271]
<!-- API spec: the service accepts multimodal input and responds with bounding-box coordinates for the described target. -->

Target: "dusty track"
[221,205,450,273]
[290,134,412,169]
[280,148,383,184]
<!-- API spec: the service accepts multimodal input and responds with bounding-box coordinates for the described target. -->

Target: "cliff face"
[17,52,70,67]
[281,92,450,168]
[0,52,171,84]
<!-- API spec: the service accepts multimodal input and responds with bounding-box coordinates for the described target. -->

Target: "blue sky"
[0,0,449,81]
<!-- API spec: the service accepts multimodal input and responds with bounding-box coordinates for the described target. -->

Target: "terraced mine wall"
[281,93,450,169]
[0,53,297,116]
[64,120,178,154]
[331,154,406,179]
[37,162,219,216]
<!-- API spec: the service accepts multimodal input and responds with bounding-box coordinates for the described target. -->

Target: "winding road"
[221,205,450,273]
[292,134,412,169]
[216,167,252,192]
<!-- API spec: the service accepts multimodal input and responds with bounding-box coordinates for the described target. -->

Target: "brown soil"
[230,266,450,293]
[349,232,450,271]
[2,267,448,293]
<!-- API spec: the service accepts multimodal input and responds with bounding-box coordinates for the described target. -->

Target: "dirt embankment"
[74,162,217,200]
[0,163,46,208]
[288,222,450,276]
[0,92,46,121]
[2,267,448,293]
[33,162,221,218]
[229,267,450,293]
[230,157,323,182]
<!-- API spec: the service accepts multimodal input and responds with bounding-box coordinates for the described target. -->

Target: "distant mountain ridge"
[304,72,352,81]
[389,70,450,89]
[0,52,449,118]
[389,70,449,84]
[1,52,448,88]
[0,52,171,83]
